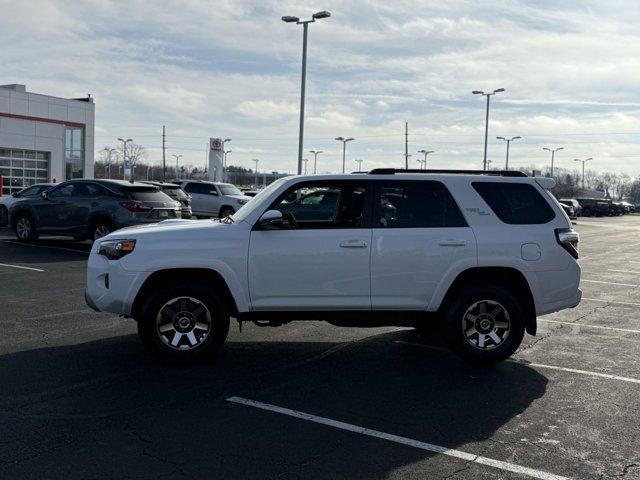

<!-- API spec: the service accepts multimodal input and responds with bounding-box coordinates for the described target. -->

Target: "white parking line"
[1,240,88,254]
[581,279,638,287]
[227,396,571,480]
[607,269,640,275]
[582,297,640,307]
[0,263,44,272]
[394,341,640,385]
[539,318,640,334]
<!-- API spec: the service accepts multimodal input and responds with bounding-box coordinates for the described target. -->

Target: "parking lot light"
[473,88,505,171]
[335,137,354,173]
[543,147,564,177]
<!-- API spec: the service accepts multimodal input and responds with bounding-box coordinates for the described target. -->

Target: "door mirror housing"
[41,191,48,200]
[258,210,284,230]
[11,192,20,198]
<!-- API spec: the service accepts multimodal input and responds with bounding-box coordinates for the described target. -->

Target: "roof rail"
[367,168,528,177]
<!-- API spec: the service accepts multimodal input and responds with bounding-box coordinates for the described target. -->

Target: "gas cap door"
[521,243,541,261]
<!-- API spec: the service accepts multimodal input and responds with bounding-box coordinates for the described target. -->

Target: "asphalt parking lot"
[0,217,639,480]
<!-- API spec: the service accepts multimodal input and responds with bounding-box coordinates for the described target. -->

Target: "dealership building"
[0,84,94,195]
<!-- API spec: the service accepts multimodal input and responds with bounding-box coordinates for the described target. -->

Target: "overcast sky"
[3,0,640,175]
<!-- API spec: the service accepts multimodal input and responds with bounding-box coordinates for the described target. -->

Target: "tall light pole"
[417,150,434,170]
[355,159,363,172]
[335,137,354,173]
[303,158,309,174]
[220,138,231,181]
[416,158,425,169]
[543,146,564,177]
[282,10,331,175]
[574,157,593,189]
[172,154,183,179]
[103,147,116,179]
[117,138,132,181]
[309,150,322,174]
[496,136,521,170]
[252,159,259,186]
[472,88,505,170]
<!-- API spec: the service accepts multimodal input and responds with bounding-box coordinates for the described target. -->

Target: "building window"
[64,127,84,179]
[0,149,50,195]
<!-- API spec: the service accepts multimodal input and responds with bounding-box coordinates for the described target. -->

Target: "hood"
[103,218,227,239]
[227,194,252,202]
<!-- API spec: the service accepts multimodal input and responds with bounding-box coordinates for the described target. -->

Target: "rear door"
[370,180,477,309]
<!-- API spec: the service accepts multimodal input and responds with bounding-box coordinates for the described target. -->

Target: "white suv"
[177,180,251,218]
[86,170,581,364]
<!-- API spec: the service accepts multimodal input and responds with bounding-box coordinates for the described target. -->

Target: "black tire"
[0,206,7,227]
[218,206,235,219]
[582,208,592,217]
[137,284,230,364]
[441,284,525,364]
[90,218,115,241]
[13,214,39,242]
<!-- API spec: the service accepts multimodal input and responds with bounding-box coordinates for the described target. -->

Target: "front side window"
[218,184,242,196]
[48,183,77,198]
[473,182,555,224]
[375,181,467,228]
[268,182,368,229]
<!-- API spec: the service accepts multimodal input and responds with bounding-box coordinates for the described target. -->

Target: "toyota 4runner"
[86,169,581,364]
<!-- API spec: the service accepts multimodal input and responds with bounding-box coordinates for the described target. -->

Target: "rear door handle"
[438,239,467,247]
[91,202,100,207]
[340,239,368,248]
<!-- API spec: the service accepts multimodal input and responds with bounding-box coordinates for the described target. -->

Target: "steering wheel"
[284,212,298,228]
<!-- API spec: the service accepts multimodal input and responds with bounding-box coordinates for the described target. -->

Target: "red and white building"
[0,84,94,195]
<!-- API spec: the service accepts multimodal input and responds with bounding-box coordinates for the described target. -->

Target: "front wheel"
[137,285,230,363]
[441,285,525,364]
[218,206,235,219]
[14,215,38,242]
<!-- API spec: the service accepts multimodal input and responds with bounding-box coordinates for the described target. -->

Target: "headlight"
[238,199,249,205]
[98,239,136,260]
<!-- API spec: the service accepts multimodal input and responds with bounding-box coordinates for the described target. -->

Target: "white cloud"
[234,100,298,120]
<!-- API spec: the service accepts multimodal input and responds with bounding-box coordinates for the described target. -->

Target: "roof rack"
[367,168,528,177]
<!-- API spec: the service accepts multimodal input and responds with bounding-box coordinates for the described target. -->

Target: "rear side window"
[375,181,467,228]
[473,182,555,224]
[124,188,173,202]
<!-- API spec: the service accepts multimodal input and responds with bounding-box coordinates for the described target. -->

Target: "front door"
[370,180,477,309]
[248,180,372,310]
[38,182,82,232]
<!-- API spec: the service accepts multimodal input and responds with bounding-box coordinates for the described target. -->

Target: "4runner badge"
[466,207,490,215]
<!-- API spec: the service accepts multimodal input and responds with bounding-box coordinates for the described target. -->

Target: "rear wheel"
[442,284,525,364]
[13,214,38,242]
[91,219,114,241]
[137,285,230,363]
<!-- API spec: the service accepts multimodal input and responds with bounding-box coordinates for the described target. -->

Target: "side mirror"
[258,210,284,230]
[41,191,48,200]
[209,190,219,196]
[11,192,19,198]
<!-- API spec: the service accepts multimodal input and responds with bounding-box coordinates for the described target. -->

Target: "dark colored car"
[142,181,192,218]
[9,179,181,242]
[575,197,610,217]
[610,201,625,216]
[559,198,582,217]
[0,183,54,226]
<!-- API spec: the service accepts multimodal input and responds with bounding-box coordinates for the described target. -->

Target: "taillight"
[120,201,152,213]
[555,228,579,259]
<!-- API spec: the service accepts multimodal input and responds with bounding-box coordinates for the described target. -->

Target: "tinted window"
[18,185,41,197]
[376,181,467,228]
[48,183,77,198]
[270,183,368,229]
[473,182,555,224]
[161,186,188,199]
[184,183,216,195]
[218,184,242,196]
[125,188,173,202]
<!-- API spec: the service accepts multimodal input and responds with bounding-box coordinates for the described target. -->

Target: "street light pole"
[416,158,425,169]
[417,150,434,170]
[335,137,354,173]
[220,138,231,181]
[252,159,259,186]
[574,157,593,189]
[355,159,363,172]
[472,88,505,170]
[282,11,331,175]
[543,147,564,177]
[303,158,308,174]
[496,136,521,170]
[172,154,183,179]
[103,147,116,179]
[309,150,323,174]
[117,138,133,182]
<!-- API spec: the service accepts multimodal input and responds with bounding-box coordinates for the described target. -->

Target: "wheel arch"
[218,204,235,217]
[9,205,38,228]
[436,267,537,335]
[131,268,239,320]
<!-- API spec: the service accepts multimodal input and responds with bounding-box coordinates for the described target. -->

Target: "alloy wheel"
[462,300,511,350]
[16,217,32,240]
[156,296,212,350]
[94,225,111,240]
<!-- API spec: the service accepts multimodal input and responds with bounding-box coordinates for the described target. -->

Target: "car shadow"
[0,329,548,479]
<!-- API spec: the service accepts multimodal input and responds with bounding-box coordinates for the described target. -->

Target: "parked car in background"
[559,198,582,217]
[575,197,610,217]
[176,180,251,218]
[86,170,581,365]
[620,201,635,213]
[0,183,54,226]
[142,181,192,219]
[558,201,576,219]
[9,179,181,242]
[240,188,260,197]
[610,201,625,216]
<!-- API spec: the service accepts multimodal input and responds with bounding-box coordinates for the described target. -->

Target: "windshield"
[218,184,243,196]
[231,177,289,223]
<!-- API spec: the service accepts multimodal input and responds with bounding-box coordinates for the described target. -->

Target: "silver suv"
[177,180,251,218]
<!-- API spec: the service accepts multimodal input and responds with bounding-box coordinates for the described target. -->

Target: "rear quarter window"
[472,182,555,224]
[125,188,173,202]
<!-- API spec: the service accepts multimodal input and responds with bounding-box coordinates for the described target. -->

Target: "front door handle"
[340,239,368,248]
[438,239,467,247]
[91,202,100,207]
